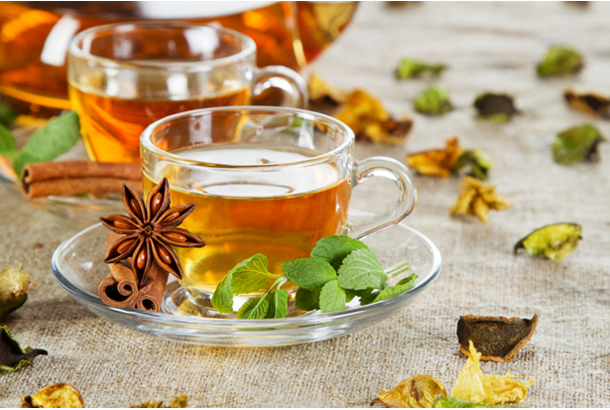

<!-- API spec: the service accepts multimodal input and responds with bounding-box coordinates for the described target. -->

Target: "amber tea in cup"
[141,107,416,298]
[68,23,307,163]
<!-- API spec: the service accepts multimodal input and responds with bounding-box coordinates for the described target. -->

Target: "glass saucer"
[51,212,441,347]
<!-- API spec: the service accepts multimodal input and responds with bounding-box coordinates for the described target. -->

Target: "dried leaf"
[0,326,47,373]
[308,73,346,112]
[452,341,535,405]
[407,137,464,177]
[131,395,188,408]
[396,58,447,80]
[414,86,453,116]
[453,150,493,181]
[474,93,519,122]
[536,45,584,77]
[372,375,447,408]
[457,315,539,362]
[0,265,34,319]
[450,177,512,224]
[552,124,605,165]
[514,223,582,260]
[22,384,84,408]
[564,89,610,117]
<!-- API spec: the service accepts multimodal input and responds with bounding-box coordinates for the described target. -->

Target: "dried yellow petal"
[450,177,512,224]
[22,384,84,408]
[451,341,534,405]
[514,223,582,260]
[407,138,464,178]
[131,395,188,408]
[308,73,346,110]
[372,375,447,408]
[564,89,610,117]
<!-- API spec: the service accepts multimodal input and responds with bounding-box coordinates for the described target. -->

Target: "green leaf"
[0,326,47,372]
[396,58,447,80]
[266,289,288,318]
[230,254,275,295]
[453,149,493,181]
[0,102,18,127]
[373,274,418,302]
[319,280,347,313]
[514,223,582,260]
[311,235,368,271]
[552,124,605,165]
[414,86,453,116]
[357,289,379,306]
[295,288,320,311]
[0,124,17,156]
[337,248,386,290]
[283,257,336,290]
[536,45,583,77]
[211,271,234,314]
[237,296,269,319]
[12,110,81,176]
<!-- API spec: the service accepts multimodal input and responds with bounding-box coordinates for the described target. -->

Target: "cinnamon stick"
[21,161,142,199]
[134,262,170,312]
[97,262,139,308]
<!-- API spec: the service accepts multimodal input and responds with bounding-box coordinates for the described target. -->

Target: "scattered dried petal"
[457,315,539,362]
[407,138,464,177]
[372,375,447,408]
[414,86,453,116]
[514,223,582,260]
[452,341,535,405]
[22,384,84,408]
[450,177,512,224]
[564,89,610,117]
[453,150,493,181]
[131,395,188,408]
[396,58,447,80]
[474,93,519,122]
[0,266,34,318]
[308,73,346,111]
[552,124,605,165]
[536,45,584,76]
[432,396,517,408]
[0,326,47,372]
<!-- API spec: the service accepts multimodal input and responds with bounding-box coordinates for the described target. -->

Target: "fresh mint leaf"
[345,289,357,304]
[311,235,368,270]
[337,248,386,290]
[373,274,418,303]
[211,271,234,314]
[319,280,347,313]
[355,289,379,306]
[295,288,320,311]
[230,254,276,295]
[12,110,81,176]
[0,124,17,156]
[266,289,288,318]
[0,103,18,127]
[283,258,336,290]
[237,296,269,319]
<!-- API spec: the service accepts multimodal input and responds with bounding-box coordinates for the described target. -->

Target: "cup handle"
[252,65,309,108]
[348,157,417,239]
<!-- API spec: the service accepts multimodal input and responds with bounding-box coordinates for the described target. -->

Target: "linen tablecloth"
[2,2,610,407]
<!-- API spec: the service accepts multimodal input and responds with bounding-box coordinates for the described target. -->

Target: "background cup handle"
[348,157,417,239]
[253,65,309,108]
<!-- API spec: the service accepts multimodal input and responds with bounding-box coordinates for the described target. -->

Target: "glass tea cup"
[140,106,416,301]
[68,22,307,163]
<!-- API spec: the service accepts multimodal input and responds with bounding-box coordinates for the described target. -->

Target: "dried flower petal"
[22,383,84,408]
[564,89,610,117]
[514,223,582,260]
[457,315,539,362]
[396,58,447,80]
[536,45,584,76]
[474,93,519,122]
[450,177,512,224]
[452,341,535,405]
[552,124,605,165]
[0,326,47,373]
[407,137,464,178]
[308,73,346,111]
[372,375,447,408]
[453,150,493,181]
[0,266,33,319]
[414,86,453,116]
[130,394,188,408]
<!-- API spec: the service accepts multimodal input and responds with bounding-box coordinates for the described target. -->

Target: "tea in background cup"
[68,23,307,163]
[141,107,417,298]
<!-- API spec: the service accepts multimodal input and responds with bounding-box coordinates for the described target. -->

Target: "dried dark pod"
[474,93,519,121]
[457,314,538,362]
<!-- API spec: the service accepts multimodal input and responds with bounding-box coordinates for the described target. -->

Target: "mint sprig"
[210,235,417,318]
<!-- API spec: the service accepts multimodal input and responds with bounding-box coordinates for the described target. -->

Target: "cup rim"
[68,21,257,70]
[140,106,356,170]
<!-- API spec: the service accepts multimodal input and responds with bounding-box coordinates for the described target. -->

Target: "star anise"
[100,178,206,285]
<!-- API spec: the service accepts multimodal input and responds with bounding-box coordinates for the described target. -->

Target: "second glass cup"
[68,22,307,163]
[141,106,417,300]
